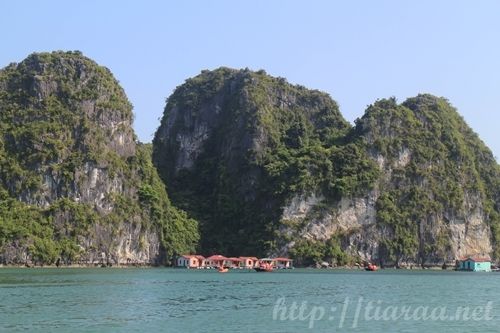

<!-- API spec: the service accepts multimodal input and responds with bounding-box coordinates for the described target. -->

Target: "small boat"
[217,267,229,273]
[254,267,273,272]
[254,263,273,272]
[365,263,378,271]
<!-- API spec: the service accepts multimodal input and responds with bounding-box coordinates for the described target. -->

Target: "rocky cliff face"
[153,68,500,266]
[278,96,499,266]
[153,67,355,256]
[0,51,198,265]
[2,57,497,267]
[4,52,135,208]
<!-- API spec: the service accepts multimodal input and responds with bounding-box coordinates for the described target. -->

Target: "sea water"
[0,268,498,332]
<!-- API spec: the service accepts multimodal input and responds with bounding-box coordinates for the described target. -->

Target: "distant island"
[0,51,498,269]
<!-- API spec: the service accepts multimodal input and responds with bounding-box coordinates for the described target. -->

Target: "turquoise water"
[0,268,499,332]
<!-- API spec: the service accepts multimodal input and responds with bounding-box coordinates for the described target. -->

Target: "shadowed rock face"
[153,67,352,256]
[0,51,198,265]
[154,67,500,265]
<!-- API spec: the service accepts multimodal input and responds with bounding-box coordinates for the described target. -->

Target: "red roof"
[207,255,227,261]
[274,257,293,262]
[239,257,258,261]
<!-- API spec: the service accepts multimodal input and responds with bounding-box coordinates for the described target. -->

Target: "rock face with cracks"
[0,51,198,266]
[1,54,498,267]
[154,68,500,266]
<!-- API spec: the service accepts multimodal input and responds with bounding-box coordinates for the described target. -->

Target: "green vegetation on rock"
[1,53,499,267]
[357,95,500,264]
[153,68,379,256]
[154,67,500,266]
[0,51,198,265]
[289,234,354,267]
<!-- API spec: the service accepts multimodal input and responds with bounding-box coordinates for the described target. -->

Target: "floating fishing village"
[174,254,496,273]
[175,255,293,272]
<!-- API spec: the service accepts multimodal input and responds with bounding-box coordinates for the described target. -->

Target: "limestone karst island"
[3,2,500,332]
[0,51,498,273]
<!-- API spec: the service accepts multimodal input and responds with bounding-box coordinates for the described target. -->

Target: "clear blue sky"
[1,1,499,158]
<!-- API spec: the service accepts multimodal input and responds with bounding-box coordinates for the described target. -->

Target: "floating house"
[457,256,492,272]
[259,258,294,269]
[225,257,243,268]
[206,255,227,268]
[239,257,259,268]
[274,258,294,269]
[176,255,205,268]
[175,254,293,269]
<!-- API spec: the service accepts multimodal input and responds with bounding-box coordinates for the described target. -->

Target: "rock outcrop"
[0,51,198,265]
[153,68,500,266]
[2,56,498,267]
[153,67,354,256]
[278,96,499,266]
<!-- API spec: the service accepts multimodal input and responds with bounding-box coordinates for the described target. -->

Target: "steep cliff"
[280,96,500,266]
[153,68,378,256]
[153,68,500,266]
[0,51,198,265]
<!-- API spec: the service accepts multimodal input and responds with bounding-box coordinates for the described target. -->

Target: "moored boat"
[365,263,378,271]
[254,262,273,272]
[254,267,273,272]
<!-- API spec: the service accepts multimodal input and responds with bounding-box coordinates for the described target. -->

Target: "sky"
[1,1,499,158]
